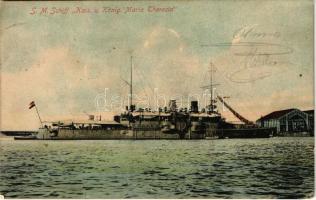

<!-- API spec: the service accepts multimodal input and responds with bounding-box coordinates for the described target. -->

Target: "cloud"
[136,26,202,96]
[1,46,119,130]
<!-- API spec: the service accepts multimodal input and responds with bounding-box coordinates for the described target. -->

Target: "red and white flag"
[29,101,35,109]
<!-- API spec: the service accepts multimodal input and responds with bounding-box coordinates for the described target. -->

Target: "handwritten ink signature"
[201,42,293,83]
[233,25,281,40]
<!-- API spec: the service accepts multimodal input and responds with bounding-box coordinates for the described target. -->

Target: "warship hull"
[35,128,181,140]
[209,128,275,139]
[31,127,273,140]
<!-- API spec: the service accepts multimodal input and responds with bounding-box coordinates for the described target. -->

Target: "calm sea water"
[0,137,314,199]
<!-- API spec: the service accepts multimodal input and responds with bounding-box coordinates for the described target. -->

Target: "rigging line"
[216,94,254,124]
[131,56,155,94]
[133,64,152,107]
[130,57,156,108]
[135,67,150,98]
[200,66,211,101]
[214,65,257,100]
[213,66,258,119]
[221,89,257,119]
[139,63,155,95]
[214,90,249,122]
[119,58,133,106]
[132,62,148,94]
[215,79,257,120]
[119,62,126,96]
[213,65,255,99]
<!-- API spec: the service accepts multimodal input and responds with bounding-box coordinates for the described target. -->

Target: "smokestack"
[190,101,198,113]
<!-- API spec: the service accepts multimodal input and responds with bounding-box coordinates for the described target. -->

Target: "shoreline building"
[256,108,314,135]
[304,109,314,133]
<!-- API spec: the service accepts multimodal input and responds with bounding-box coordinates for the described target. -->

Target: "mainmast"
[210,62,213,112]
[200,61,219,114]
[207,61,219,113]
[130,55,133,111]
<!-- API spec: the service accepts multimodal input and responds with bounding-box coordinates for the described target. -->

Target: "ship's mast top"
[200,61,219,113]
[208,61,219,113]
[210,62,213,112]
[130,55,133,111]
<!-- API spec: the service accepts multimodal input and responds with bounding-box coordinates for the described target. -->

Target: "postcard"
[0,0,314,199]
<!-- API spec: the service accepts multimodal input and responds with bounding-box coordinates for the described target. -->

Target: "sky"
[0,0,314,130]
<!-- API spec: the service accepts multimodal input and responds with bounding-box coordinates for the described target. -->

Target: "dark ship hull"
[32,128,272,140]
[31,118,273,140]
[208,128,275,139]
[34,128,197,140]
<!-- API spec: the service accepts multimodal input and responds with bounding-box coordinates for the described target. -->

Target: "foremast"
[201,61,220,115]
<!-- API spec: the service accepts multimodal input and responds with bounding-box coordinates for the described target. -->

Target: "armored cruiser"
[33,98,274,140]
[28,58,275,140]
